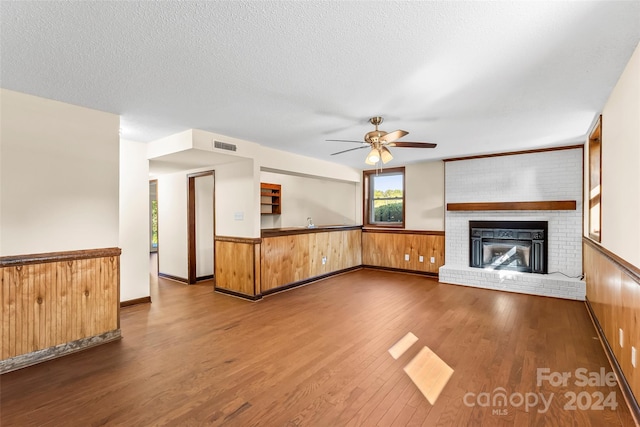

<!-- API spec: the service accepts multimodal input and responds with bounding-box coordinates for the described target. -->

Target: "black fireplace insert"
[469,220,547,273]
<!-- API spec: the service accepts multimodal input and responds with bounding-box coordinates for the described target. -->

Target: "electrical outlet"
[619,328,624,348]
[430,257,435,263]
[322,256,327,265]
[419,255,424,263]
[632,347,637,368]
[404,254,410,261]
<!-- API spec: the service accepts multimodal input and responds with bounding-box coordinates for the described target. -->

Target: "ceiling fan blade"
[326,139,366,144]
[380,129,408,143]
[330,145,370,156]
[388,141,437,148]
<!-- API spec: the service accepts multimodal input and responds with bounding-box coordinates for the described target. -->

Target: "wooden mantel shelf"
[446,200,577,211]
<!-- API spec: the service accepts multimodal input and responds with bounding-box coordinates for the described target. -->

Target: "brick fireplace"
[439,148,586,300]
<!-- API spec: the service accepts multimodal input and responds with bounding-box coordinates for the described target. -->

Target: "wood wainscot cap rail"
[0,247,122,267]
[446,201,577,211]
[261,225,362,238]
[362,228,445,236]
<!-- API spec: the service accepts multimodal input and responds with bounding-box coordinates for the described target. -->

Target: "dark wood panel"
[0,267,634,425]
[446,200,577,211]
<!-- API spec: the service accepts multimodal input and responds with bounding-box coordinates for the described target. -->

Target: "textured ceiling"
[1,1,639,169]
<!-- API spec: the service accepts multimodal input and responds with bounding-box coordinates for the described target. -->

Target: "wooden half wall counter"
[583,238,640,423]
[214,236,262,300]
[215,227,363,300]
[260,227,362,295]
[216,227,445,301]
[0,247,122,373]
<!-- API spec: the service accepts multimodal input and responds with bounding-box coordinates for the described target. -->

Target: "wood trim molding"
[583,237,640,285]
[215,236,262,244]
[120,296,152,308]
[261,225,362,238]
[0,247,122,267]
[158,273,189,283]
[361,228,445,236]
[0,329,122,374]
[585,298,640,425]
[362,265,439,278]
[261,266,362,297]
[446,201,577,211]
[214,287,262,301]
[443,144,584,162]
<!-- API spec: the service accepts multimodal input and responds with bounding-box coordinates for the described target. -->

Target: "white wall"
[0,89,119,255]
[119,139,150,301]
[405,161,445,231]
[600,42,640,266]
[260,171,358,229]
[191,129,361,183]
[214,159,258,238]
[195,174,214,277]
[157,170,188,279]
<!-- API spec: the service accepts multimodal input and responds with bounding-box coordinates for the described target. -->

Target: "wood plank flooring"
[1,264,635,426]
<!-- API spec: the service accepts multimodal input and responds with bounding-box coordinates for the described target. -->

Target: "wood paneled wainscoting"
[214,236,262,300]
[362,228,445,275]
[583,238,640,423]
[0,248,121,373]
[215,227,362,300]
[261,227,362,295]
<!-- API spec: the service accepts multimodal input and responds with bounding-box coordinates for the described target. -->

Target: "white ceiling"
[1,1,639,169]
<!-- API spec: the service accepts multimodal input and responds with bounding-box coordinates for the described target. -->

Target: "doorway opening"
[188,171,215,284]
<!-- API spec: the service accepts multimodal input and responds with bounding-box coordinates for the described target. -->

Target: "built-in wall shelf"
[260,182,281,215]
[446,200,576,211]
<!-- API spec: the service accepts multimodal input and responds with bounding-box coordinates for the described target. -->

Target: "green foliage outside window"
[374,201,403,222]
[151,200,158,247]
[373,189,403,223]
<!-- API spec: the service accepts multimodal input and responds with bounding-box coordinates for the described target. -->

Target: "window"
[363,167,405,227]
[588,116,602,242]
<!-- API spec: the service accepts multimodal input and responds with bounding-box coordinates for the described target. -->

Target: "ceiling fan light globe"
[366,148,380,165]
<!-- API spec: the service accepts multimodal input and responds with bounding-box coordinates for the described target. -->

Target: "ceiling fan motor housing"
[365,130,387,143]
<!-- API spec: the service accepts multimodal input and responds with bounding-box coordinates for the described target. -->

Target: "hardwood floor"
[1,265,635,426]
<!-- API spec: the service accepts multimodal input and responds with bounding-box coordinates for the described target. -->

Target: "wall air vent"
[214,140,237,152]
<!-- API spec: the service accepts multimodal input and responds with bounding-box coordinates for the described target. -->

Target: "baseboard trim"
[362,265,439,278]
[585,297,640,425]
[214,287,262,301]
[261,266,362,297]
[158,272,188,283]
[0,329,122,374]
[120,296,152,307]
[196,274,214,282]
